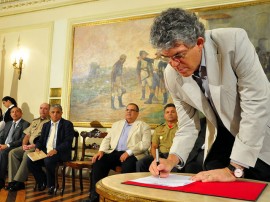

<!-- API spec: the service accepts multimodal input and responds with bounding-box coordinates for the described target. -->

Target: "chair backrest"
[80,128,107,161]
[71,130,79,161]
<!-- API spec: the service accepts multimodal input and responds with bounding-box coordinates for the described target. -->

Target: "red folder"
[123,180,267,201]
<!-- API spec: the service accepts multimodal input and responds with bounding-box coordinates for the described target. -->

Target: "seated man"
[6,103,50,191]
[89,103,151,202]
[137,104,206,174]
[27,104,74,195]
[136,103,178,172]
[0,107,30,189]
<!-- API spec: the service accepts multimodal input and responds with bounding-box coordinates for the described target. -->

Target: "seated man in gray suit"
[0,107,30,189]
[88,103,151,202]
[6,103,50,191]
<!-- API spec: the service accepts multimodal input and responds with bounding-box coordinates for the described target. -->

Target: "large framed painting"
[69,14,170,128]
[69,1,270,128]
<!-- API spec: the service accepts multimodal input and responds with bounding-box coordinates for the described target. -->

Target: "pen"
[156,148,160,177]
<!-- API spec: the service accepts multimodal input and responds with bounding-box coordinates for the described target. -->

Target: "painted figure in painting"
[136,50,155,104]
[152,52,169,105]
[111,54,127,109]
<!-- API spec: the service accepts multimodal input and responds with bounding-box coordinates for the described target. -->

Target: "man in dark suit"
[0,107,30,189]
[27,104,74,195]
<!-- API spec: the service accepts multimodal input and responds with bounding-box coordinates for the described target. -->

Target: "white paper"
[130,174,194,187]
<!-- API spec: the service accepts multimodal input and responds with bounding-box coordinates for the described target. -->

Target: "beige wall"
[0,0,258,131]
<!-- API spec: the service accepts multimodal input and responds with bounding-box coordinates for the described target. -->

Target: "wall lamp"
[12,57,23,80]
[11,48,29,80]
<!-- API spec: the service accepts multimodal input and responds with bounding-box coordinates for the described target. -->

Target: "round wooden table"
[96,172,270,202]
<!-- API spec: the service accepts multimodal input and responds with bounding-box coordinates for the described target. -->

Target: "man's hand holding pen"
[149,157,175,178]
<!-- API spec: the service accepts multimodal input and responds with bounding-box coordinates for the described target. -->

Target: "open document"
[129,174,194,187]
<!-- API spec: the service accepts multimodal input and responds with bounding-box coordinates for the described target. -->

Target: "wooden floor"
[0,174,90,202]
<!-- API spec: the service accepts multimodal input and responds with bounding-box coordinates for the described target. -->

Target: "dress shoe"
[83,197,99,202]
[9,182,25,191]
[47,186,55,195]
[38,182,47,191]
[5,182,15,190]
[86,193,99,202]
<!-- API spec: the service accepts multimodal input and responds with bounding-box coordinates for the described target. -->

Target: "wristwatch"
[227,164,244,178]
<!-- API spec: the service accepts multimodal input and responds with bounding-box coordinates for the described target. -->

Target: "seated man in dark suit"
[27,104,74,195]
[0,107,30,189]
[6,103,50,191]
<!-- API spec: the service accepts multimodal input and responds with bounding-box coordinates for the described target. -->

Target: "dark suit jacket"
[36,118,74,162]
[0,119,30,148]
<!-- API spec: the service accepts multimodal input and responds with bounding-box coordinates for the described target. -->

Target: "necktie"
[47,122,57,153]
[5,122,16,144]
[192,66,207,93]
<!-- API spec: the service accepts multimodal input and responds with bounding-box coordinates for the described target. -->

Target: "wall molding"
[0,0,97,17]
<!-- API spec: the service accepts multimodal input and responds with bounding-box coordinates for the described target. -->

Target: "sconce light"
[12,57,23,80]
[11,47,29,80]
[11,36,29,80]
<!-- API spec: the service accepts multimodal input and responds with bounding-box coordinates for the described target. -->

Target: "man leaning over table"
[87,103,151,202]
[149,8,270,182]
[6,103,50,191]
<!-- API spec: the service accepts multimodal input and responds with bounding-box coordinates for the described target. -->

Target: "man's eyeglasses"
[126,109,138,112]
[161,46,194,62]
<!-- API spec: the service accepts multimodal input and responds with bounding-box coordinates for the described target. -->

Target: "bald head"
[39,103,50,119]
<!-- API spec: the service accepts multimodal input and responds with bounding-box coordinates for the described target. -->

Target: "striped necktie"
[5,122,16,144]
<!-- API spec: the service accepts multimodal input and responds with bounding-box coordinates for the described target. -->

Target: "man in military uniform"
[136,103,178,172]
[111,54,127,109]
[136,50,155,104]
[136,103,206,173]
[6,103,50,191]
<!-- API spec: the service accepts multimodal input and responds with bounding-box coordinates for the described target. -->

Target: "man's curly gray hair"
[150,8,205,50]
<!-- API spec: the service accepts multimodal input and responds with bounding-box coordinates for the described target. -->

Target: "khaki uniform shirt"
[23,117,50,144]
[152,123,178,154]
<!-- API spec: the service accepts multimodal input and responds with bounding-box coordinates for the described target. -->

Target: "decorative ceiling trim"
[0,0,97,17]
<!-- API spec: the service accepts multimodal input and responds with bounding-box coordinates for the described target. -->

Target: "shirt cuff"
[126,149,133,156]
[170,152,185,170]
[7,144,10,148]
[230,159,249,169]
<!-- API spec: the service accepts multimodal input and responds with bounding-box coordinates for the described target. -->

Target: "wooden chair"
[54,130,79,194]
[61,128,107,196]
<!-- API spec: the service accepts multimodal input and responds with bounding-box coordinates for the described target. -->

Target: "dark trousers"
[0,147,13,183]
[90,150,137,197]
[204,125,270,182]
[204,125,235,170]
[182,118,206,174]
[27,153,62,187]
